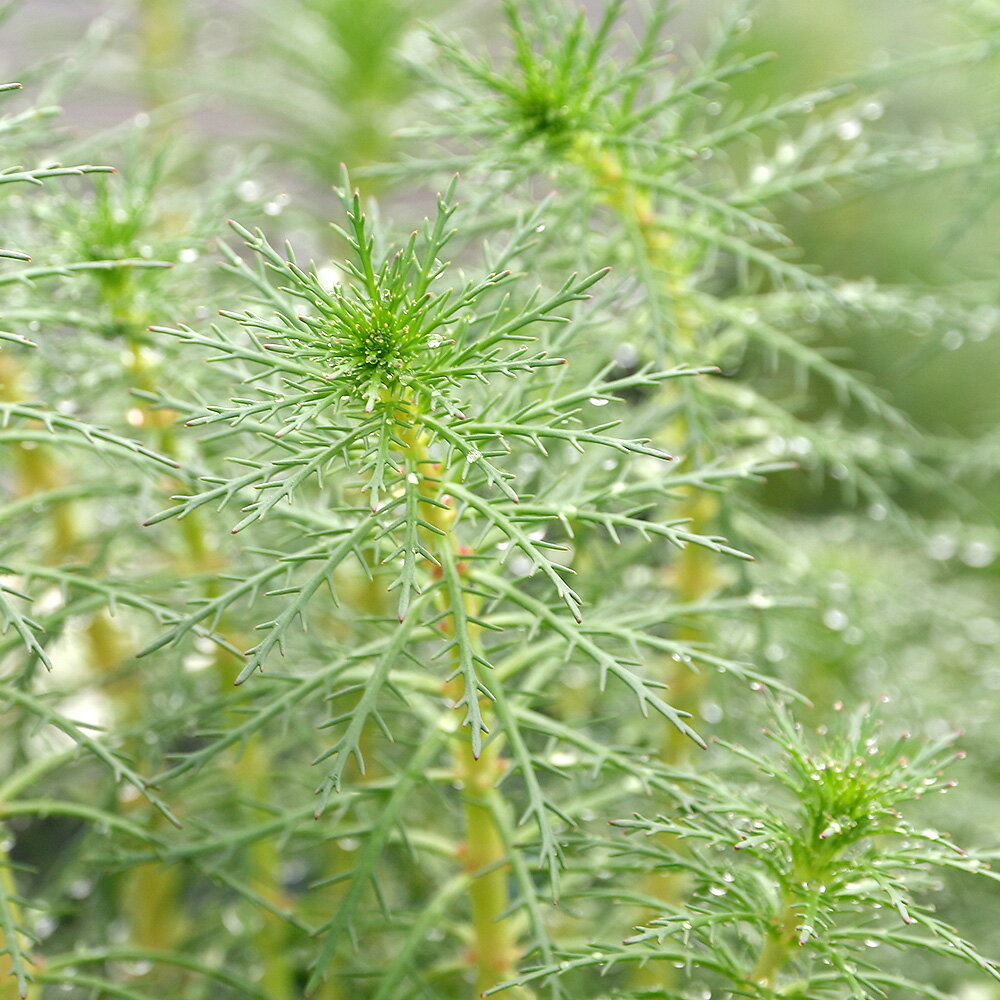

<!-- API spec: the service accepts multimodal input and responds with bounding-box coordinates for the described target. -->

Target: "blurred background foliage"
[6,0,997,480]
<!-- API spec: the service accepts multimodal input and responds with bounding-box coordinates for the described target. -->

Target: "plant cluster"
[2,3,1000,1000]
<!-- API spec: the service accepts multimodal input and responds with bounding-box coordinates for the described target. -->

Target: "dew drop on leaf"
[837,118,863,141]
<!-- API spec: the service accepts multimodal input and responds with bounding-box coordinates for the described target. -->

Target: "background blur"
[4,0,998,447]
[3,0,1000,982]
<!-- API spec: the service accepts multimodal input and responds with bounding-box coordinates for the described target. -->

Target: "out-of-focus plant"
[225,0,453,183]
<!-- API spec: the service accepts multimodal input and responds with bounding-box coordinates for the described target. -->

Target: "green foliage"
[1,4,999,1000]
[223,0,450,180]
[504,705,1000,999]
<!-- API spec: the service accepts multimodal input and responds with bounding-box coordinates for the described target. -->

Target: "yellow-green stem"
[241,738,296,999]
[750,893,800,990]
[398,399,522,996]
[125,339,220,590]
[453,725,521,997]
[572,138,721,993]
[0,833,38,1000]
[1,355,77,558]
[136,0,184,116]
[572,137,718,763]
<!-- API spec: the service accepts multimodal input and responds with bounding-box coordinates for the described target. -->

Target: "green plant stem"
[571,138,718,762]
[241,739,296,1000]
[0,354,77,558]
[572,137,720,994]
[750,892,800,990]
[118,308,284,984]
[453,730,522,997]
[399,401,523,997]
[0,834,37,1000]
[125,338,219,585]
[136,0,184,116]
[0,352,133,683]
[0,757,80,999]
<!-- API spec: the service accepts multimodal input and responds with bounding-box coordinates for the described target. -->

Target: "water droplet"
[962,541,995,568]
[178,247,199,264]
[968,618,1000,645]
[867,503,887,521]
[823,608,849,631]
[942,329,964,351]
[837,119,863,141]
[69,878,93,900]
[777,142,798,164]
[702,701,723,724]
[927,533,957,561]
[588,396,610,407]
